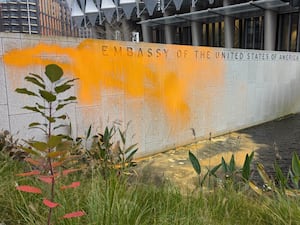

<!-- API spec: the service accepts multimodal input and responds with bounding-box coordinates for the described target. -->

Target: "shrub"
[14,64,84,224]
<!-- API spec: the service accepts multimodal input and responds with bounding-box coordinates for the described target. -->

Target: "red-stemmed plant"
[15,64,85,224]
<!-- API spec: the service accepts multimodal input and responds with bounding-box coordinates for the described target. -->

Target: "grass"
[1,154,300,225]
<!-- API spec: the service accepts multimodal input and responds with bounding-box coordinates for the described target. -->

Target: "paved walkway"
[135,113,300,191]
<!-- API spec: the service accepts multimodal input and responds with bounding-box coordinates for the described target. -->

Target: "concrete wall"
[1,33,300,157]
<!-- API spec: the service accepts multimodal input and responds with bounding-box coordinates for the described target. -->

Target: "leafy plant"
[290,151,300,189]
[14,64,84,224]
[241,152,254,181]
[0,129,26,160]
[249,152,300,197]
[81,122,138,179]
[221,154,236,180]
[220,152,254,184]
[189,151,254,189]
[189,151,221,188]
[116,123,138,172]
[274,161,288,193]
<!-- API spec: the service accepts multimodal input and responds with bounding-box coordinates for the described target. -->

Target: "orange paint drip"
[3,39,225,125]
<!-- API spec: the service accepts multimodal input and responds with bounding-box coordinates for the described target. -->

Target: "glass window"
[241,17,263,50]
[290,13,299,52]
[276,13,296,51]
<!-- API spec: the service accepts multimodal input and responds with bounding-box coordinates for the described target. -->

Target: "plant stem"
[48,102,52,139]
[47,156,55,225]
[47,102,54,225]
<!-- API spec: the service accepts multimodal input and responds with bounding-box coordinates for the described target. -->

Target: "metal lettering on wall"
[3,39,225,126]
[3,37,300,156]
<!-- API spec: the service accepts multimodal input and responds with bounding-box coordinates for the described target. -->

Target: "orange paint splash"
[3,39,225,125]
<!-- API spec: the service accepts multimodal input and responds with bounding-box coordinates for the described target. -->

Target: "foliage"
[82,122,138,178]
[189,150,221,188]
[14,64,84,224]
[0,130,26,160]
[250,152,300,197]
[189,151,254,189]
[290,151,300,188]
[2,159,300,225]
[15,65,77,135]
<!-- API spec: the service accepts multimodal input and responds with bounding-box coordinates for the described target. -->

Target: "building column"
[140,14,153,43]
[164,10,175,44]
[190,6,203,46]
[224,0,234,48]
[264,9,277,50]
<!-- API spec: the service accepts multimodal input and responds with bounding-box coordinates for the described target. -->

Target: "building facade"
[0,0,77,36]
[70,0,300,51]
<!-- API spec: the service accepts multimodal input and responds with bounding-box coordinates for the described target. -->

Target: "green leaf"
[28,141,48,152]
[229,154,235,173]
[48,135,63,148]
[29,73,44,82]
[292,152,300,177]
[210,163,221,177]
[29,122,41,127]
[28,126,47,134]
[118,129,126,145]
[45,64,63,83]
[62,96,77,102]
[39,90,56,102]
[242,154,251,181]
[125,143,138,154]
[20,146,39,155]
[36,103,46,110]
[248,151,254,162]
[221,157,228,173]
[63,78,79,85]
[56,103,68,111]
[57,115,67,120]
[23,106,42,114]
[55,84,72,94]
[86,125,92,139]
[242,152,254,181]
[16,88,38,97]
[201,171,209,187]
[25,76,45,89]
[274,162,287,190]
[47,150,67,158]
[289,170,300,189]
[125,149,138,163]
[189,151,201,175]
[46,116,56,123]
[56,141,72,151]
[53,124,68,130]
